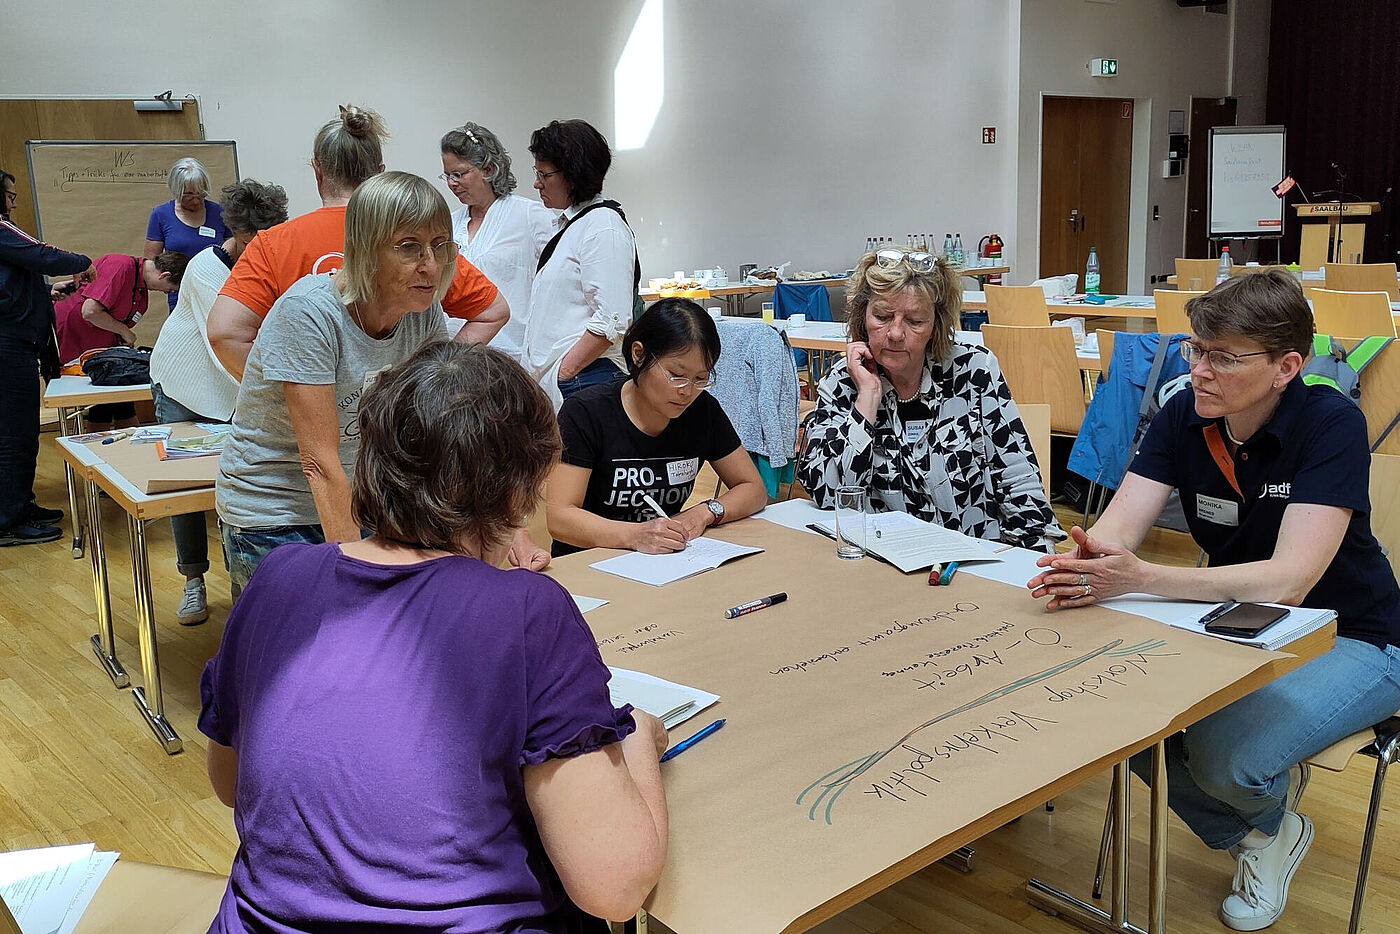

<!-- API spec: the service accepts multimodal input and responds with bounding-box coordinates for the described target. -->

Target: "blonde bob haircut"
[845,250,962,364]
[339,171,455,308]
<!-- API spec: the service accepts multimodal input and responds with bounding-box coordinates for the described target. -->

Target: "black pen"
[1198,600,1239,625]
[724,592,787,619]
[660,718,725,762]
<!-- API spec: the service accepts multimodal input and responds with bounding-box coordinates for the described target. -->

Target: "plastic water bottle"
[1085,247,1101,294]
[953,233,964,265]
[943,233,954,262]
[1216,246,1231,285]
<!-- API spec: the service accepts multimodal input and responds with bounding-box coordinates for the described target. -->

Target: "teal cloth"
[752,452,795,498]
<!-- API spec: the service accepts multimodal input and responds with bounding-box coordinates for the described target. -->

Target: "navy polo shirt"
[1131,379,1400,649]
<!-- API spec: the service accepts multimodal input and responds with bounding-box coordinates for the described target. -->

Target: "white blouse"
[449,194,556,359]
[148,245,240,421]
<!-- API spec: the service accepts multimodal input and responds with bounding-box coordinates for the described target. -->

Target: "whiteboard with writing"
[1209,125,1286,238]
[26,140,239,261]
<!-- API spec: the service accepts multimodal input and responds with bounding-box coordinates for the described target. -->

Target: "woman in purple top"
[146,157,227,309]
[199,340,669,933]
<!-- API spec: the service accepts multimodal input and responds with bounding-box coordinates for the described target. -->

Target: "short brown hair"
[845,250,962,363]
[153,250,189,286]
[1185,268,1313,358]
[352,341,561,555]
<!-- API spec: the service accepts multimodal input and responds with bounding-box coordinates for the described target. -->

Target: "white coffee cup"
[788,313,807,327]
[707,307,722,321]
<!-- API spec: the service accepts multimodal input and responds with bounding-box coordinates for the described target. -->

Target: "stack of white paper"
[1166,603,1336,651]
[589,536,763,586]
[608,667,720,728]
[0,843,118,934]
[810,511,1003,572]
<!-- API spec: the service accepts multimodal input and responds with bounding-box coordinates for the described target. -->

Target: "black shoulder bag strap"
[536,200,642,291]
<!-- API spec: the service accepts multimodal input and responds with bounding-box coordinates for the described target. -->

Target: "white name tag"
[1196,494,1240,527]
[362,365,392,393]
[667,457,700,485]
[198,225,216,238]
[902,420,930,445]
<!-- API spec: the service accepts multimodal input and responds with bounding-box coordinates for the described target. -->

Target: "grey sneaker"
[176,578,209,626]
[1220,811,1313,931]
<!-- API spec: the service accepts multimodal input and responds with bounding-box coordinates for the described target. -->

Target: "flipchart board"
[1208,125,1286,239]
[548,520,1282,934]
[25,140,238,260]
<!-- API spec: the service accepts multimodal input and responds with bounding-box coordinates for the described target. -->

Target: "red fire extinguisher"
[979,234,1004,285]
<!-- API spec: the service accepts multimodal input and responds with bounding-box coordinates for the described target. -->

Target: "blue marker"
[938,562,960,586]
[660,718,725,763]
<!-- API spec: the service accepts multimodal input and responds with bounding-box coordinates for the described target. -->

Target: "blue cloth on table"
[773,282,834,369]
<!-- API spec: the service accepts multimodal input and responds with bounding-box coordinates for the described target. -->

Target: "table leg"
[58,406,86,558]
[1025,760,1150,934]
[940,845,976,872]
[1148,742,1168,934]
[126,513,183,754]
[85,475,128,688]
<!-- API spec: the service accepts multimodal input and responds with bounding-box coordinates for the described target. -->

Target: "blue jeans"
[557,357,624,399]
[1129,636,1400,849]
[152,383,221,576]
[221,523,324,596]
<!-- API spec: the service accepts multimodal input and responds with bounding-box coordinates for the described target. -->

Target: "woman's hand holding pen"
[629,517,688,554]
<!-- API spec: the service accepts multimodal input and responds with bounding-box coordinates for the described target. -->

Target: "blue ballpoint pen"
[660,718,726,763]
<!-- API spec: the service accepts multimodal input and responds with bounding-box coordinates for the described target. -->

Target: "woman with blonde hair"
[145,156,227,310]
[216,171,459,592]
[798,247,1061,550]
[209,105,506,380]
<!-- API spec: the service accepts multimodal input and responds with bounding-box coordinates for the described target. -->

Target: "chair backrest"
[772,282,834,321]
[1325,262,1400,301]
[1096,329,1116,379]
[1370,453,1400,580]
[984,285,1050,327]
[980,324,1086,434]
[1343,336,1400,455]
[1311,289,1397,338]
[1175,258,1221,292]
[1017,402,1052,497]
[1153,289,1203,337]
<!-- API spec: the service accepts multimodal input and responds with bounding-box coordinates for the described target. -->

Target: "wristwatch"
[703,499,726,526]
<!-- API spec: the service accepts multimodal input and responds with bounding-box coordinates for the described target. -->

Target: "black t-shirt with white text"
[554,380,742,556]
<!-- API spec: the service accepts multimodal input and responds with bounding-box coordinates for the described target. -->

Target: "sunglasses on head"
[874,248,937,272]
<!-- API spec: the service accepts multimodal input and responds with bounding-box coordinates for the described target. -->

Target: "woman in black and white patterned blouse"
[797,248,1063,551]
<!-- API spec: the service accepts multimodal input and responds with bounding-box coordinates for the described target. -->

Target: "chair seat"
[1305,714,1400,772]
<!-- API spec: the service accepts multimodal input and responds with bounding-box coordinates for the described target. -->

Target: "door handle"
[1068,209,1080,230]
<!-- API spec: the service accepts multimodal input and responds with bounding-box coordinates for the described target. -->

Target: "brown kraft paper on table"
[547,519,1283,934]
[86,422,218,494]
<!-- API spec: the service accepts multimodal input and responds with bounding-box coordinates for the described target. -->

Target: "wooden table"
[55,423,217,754]
[643,268,1012,316]
[42,377,153,558]
[547,518,1333,934]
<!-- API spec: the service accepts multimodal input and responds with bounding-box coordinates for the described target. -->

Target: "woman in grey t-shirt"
[217,172,455,593]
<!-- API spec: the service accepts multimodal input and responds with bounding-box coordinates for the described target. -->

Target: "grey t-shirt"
[216,273,448,528]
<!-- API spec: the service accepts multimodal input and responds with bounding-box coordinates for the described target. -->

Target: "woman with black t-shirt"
[547,299,768,557]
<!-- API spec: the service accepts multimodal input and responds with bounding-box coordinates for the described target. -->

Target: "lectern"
[1296,202,1380,268]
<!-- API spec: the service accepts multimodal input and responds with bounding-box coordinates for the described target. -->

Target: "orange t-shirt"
[219,204,498,320]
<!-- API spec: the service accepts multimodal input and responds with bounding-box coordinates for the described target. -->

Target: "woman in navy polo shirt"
[1028,270,1400,932]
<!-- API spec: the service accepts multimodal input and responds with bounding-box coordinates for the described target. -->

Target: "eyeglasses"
[1179,340,1271,373]
[390,238,457,266]
[533,168,561,182]
[657,362,714,391]
[438,170,475,184]
[874,248,937,272]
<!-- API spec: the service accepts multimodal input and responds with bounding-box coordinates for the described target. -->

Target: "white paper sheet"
[589,537,763,587]
[608,667,721,729]
[812,511,1003,572]
[0,843,118,934]
[571,594,609,614]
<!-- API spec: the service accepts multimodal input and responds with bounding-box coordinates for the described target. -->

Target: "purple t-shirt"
[146,199,226,307]
[199,542,635,934]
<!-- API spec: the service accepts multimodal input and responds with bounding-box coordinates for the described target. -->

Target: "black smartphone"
[1203,602,1289,638]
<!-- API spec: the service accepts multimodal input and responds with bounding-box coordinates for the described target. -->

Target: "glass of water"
[833,486,868,559]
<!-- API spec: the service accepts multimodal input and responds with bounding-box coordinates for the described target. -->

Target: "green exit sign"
[1091,58,1118,76]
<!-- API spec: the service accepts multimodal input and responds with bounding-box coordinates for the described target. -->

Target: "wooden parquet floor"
[2,431,1396,933]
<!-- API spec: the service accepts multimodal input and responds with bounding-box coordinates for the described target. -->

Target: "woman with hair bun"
[440,121,555,359]
[209,105,507,380]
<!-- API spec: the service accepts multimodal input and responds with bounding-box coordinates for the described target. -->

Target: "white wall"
[1016,0,1240,290]
[3,0,1019,284]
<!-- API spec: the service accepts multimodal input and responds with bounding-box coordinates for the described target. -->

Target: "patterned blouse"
[797,342,1065,552]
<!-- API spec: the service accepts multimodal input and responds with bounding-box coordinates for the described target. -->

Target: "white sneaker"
[1220,811,1314,931]
[176,578,209,626]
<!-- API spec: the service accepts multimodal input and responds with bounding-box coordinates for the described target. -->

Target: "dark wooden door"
[1185,96,1238,258]
[1039,96,1135,294]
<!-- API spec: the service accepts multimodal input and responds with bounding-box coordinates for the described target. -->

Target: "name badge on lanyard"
[1196,493,1240,527]
[902,419,930,446]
